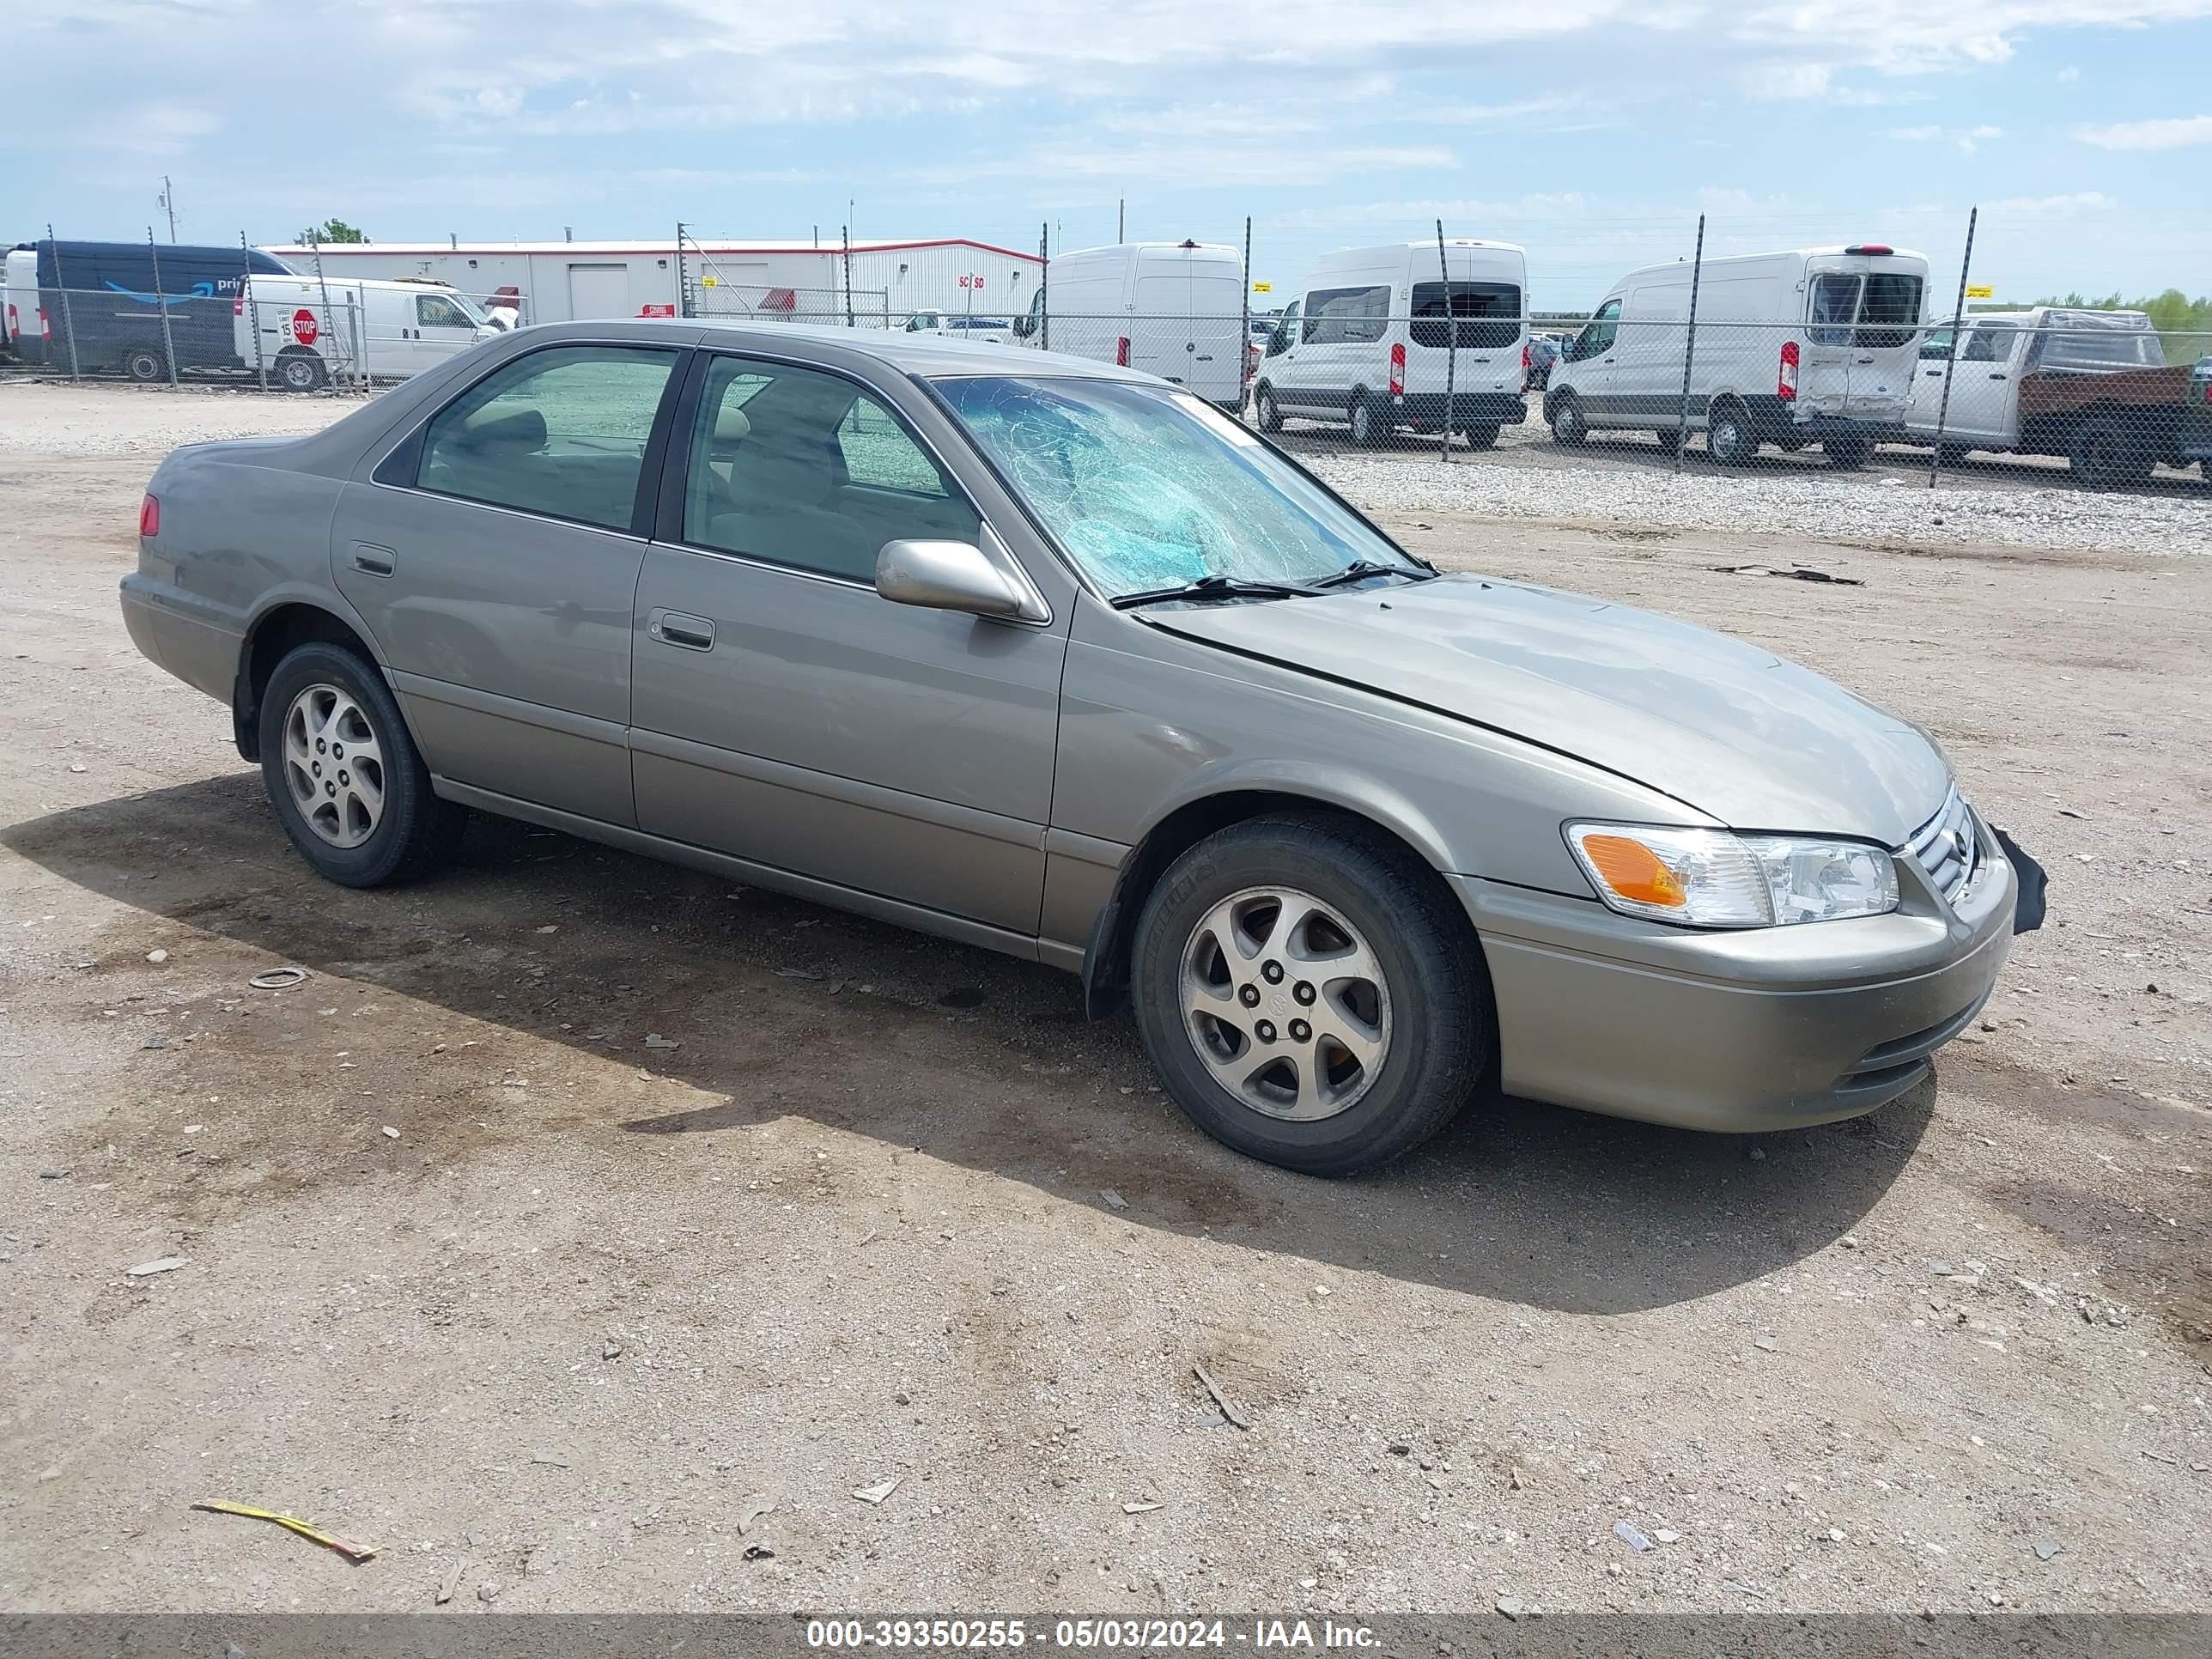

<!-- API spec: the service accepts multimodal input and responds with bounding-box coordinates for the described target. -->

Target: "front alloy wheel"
[1131,813,1490,1176]
[1180,886,1391,1121]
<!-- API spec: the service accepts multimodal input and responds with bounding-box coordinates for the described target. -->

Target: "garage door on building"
[566,263,632,320]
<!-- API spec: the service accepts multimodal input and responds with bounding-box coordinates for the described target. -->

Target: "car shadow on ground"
[6,774,1934,1317]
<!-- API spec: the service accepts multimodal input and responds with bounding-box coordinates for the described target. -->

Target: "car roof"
[524,316,1161,383]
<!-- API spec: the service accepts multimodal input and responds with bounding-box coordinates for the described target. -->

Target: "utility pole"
[159,176,178,242]
[1117,198,1125,243]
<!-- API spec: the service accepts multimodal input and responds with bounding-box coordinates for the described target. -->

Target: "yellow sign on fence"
[1251,281,1273,293]
[1965,283,1994,300]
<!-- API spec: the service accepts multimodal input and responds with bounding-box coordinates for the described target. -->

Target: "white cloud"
[2057,64,2080,82]
[1891,122,2003,152]
[2072,113,2212,149]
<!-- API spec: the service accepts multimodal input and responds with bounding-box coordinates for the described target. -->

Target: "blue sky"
[11,2,2210,308]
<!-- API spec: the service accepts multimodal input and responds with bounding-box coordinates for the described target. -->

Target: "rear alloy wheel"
[1132,814,1488,1176]
[1549,393,1588,447]
[1255,384,1283,433]
[1826,435,1874,470]
[122,346,169,383]
[258,641,461,887]
[1707,402,1759,467]
[2068,416,2154,491]
[1348,397,1386,447]
[275,352,327,392]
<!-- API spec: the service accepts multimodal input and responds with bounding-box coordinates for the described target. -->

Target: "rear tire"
[1460,422,1499,452]
[2069,416,2154,491]
[1348,396,1387,447]
[1937,442,1972,466]
[1255,384,1283,433]
[1654,426,1683,455]
[1707,401,1759,467]
[275,351,327,392]
[122,345,169,383]
[1826,435,1874,470]
[258,641,462,888]
[1549,392,1588,447]
[1131,813,1488,1177]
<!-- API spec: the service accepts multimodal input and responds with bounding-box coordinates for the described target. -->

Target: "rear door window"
[416,344,678,532]
[1856,274,1923,349]
[1808,275,1860,346]
[1960,325,2015,364]
[1302,285,1391,345]
[1409,281,1521,349]
[1810,273,1923,349]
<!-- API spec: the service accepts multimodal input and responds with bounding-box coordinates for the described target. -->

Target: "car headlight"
[1565,823,1899,927]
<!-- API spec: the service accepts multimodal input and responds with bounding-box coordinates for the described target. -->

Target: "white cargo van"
[1544,244,1927,466]
[1252,240,1529,447]
[234,273,496,389]
[3,245,40,356]
[1013,240,1247,408]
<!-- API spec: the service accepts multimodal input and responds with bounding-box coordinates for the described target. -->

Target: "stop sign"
[290,308,319,347]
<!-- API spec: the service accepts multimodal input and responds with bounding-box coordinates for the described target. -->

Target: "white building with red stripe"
[257,238,1042,325]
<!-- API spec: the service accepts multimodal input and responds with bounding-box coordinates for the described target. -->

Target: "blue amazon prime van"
[16,240,296,380]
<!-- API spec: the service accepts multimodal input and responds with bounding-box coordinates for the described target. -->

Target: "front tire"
[1131,814,1489,1176]
[1826,435,1874,470]
[1255,384,1283,433]
[258,641,462,888]
[1348,396,1387,447]
[1549,392,1588,447]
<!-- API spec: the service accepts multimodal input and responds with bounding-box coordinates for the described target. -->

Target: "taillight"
[139,494,160,538]
[1522,341,1532,387]
[38,307,51,341]
[1389,341,1406,398]
[233,295,244,317]
[1778,340,1800,401]
[1115,336,1129,367]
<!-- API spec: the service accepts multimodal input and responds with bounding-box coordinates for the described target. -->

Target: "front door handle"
[1924,368,1943,376]
[649,610,716,651]
[1989,372,2008,380]
[349,542,397,577]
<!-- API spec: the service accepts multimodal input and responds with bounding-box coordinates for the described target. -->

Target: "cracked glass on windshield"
[930,376,1417,598]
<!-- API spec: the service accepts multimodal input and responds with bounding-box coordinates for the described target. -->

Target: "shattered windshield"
[930,376,1419,598]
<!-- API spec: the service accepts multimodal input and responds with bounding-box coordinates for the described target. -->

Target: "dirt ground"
[1,386,2207,1617]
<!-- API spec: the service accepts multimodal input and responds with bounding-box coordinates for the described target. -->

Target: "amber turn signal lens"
[1579,833,1687,908]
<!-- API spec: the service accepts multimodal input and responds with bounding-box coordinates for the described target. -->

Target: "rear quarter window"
[1409,281,1522,350]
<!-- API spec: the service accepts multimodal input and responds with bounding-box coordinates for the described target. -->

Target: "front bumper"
[1453,816,2018,1132]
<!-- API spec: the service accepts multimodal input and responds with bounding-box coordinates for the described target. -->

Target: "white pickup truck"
[1902,307,2193,488]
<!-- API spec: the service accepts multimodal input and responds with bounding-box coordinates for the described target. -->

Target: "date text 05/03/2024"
[804,1620,1382,1650]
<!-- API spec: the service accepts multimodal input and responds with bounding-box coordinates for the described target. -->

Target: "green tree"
[295,218,368,246]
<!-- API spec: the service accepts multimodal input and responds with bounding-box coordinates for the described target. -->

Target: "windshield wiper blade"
[1110,574,1322,611]
[1310,558,1431,590]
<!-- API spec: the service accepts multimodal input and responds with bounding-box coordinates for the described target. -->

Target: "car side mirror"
[876,539,1028,619]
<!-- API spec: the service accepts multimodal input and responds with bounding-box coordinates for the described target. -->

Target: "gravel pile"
[1307,450,2212,556]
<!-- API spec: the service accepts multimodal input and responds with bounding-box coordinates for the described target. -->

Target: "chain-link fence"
[9,213,2207,495]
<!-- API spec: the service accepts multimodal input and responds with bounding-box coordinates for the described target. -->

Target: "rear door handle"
[1988,373,2008,381]
[649,610,715,651]
[349,542,396,577]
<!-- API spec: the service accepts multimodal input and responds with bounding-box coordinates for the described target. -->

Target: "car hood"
[1149,574,1949,846]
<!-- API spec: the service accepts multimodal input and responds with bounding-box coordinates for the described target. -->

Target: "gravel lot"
[2,381,2208,1618]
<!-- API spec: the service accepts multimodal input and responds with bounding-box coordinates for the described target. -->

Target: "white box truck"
[1251,240,1529,447]
[1543,243,1928,467]
[1013,240,1247,409]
